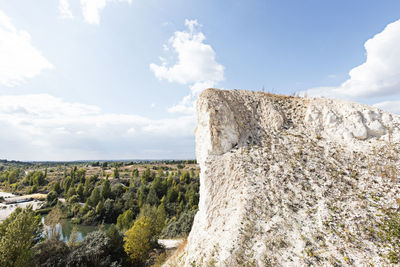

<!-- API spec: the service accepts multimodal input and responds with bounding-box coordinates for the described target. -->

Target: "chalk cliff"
[168,89,400,266]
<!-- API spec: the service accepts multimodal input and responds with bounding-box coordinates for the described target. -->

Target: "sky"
[1,0,400,161]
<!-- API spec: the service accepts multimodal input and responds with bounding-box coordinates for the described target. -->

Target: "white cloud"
[58,0,74,19]
[303,19,400,100]
[0,10,53,86]
[373,101,400,114]
[150,19,225,114]
[58,0,132,24]
[0,94,195,160]
[79,0,131,25]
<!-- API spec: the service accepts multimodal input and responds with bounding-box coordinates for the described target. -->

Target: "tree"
[46,190,58,206]
[67,186,76,198]
[113,167,120,179]
[53,181,62,194]
[90,186,101,207]
[180,171,190,183]
[33,237,70,267]
[138,204,165,238]
[117,210,134,231]
[76,183,84,200]
[101,179,111,199]
[124,216,152,265]
[0,206,43,267]
[67,226,80,249]
[67,230,119,266]
[161,210,197,238]
[96,200,105,216]
[106,224,127,262]
[146,187,159,206]
[44,207,62,238]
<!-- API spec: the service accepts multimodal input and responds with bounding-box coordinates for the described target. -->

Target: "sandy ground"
[158,239,184,249]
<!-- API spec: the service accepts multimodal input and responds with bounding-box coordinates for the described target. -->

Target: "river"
[43,217,106,242]
[1,191,102,242]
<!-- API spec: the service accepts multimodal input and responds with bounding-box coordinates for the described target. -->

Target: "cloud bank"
[302,19,400,114]
[0,94,195,160]
[150,19,225,114]
[0,10,53,86]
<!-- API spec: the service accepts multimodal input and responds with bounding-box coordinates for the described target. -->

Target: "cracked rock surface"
[166,88,400,267]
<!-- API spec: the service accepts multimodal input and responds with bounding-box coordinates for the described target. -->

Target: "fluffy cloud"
[150,19,225,114]
[58,0,74,19]
[373,101,400,115]
[303,19,400,101]
[0,94,195,160]
[0,10,53,86]
[59,0,131,24]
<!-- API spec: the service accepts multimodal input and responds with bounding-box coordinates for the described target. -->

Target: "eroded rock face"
[167,89,400,266]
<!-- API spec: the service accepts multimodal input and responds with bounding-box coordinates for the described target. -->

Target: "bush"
[0,206,43,266]
[124,217,152,265]
[67,230,121,266]
[161,210,197,238]
[33,237,70,267]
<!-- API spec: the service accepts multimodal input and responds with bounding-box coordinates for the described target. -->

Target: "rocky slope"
[167,89,400,266]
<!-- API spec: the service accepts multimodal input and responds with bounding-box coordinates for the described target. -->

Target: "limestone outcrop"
[168,89,400,266]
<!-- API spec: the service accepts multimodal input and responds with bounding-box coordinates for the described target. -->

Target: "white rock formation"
[167,89,400,266]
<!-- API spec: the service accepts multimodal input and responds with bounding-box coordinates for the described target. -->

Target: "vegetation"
[0,160,199,266]
[375,209,400,263]
[0,206,43,267]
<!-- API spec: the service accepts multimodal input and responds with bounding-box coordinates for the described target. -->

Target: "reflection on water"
[42,217,109,242]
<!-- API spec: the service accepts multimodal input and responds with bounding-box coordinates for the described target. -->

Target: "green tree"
[53,181,62,195]
[180,171,190,183]
[67,226,80,249]
[106,224,127,261]
[146,187,159,206]
[101,178,111,199]
[33,237,69,267]
[67,186,76,198]
[89,186,101,207]
[0,206,43,267]
[139,204,165,237]
[44,207,62,238]
[117,209,134,231]
[46,190,58,206]
[113,167,120,179]
[96,200,105,216]
[124,216,152,265]
[76,183,84,200]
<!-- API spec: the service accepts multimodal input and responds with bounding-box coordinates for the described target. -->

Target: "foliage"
[376,210,400,263]
[67,230,122,266]
[0,161,200,266]
[0,206,43,267]
[44,207,63,238]
[33,237,70,267]
[46,190,58,206]
[124,216,152,265]
[161,210,197,238]
[117,209,134,231]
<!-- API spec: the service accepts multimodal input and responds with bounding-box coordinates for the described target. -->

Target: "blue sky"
[1,0,400,160]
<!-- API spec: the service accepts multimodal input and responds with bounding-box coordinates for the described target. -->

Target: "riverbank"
[0,191,44,221]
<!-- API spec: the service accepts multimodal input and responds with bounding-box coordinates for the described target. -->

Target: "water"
[1,191,106,242]
[43,217,109,242]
